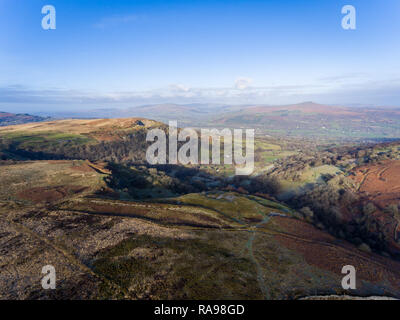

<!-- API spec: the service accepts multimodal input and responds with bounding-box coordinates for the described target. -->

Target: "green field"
[0,131,94,148]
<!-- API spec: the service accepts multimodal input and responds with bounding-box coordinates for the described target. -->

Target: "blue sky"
[0,0,400,113]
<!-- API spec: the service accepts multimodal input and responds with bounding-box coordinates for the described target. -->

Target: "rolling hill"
[0,118,164,162]
[209,102,400,139]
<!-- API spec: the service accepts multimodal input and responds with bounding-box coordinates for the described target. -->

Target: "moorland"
[1,106,400,299]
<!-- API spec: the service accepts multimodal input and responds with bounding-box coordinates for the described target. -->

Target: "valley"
[1,117,400,299]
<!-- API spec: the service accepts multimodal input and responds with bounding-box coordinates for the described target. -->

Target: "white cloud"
[2,77,400,110]
[168,84,190,92]
[235,77,253,90]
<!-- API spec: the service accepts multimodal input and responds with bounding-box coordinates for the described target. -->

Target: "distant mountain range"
[130,102,400,139]
[9,102,400,139]
[0,112,48,127]
[208,102,400,139]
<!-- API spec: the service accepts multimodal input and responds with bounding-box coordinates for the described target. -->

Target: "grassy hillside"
[2,160,400,299]
[0,118,164,162]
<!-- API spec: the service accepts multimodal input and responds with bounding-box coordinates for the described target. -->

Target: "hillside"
[1,160,400,299]
[0,112,47,127]
[0,118,162,137]
[0,118,164,162]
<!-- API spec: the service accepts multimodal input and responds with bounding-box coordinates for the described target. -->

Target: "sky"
[0,0,400,113]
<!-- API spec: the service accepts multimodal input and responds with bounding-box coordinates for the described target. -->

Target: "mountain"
[40,103,236,125]
[0,117,162,137]
[243,102,360,115]
[0,118,164,162]
[37,102,400,139]
[209,102,400,139]
[0,111,47,126]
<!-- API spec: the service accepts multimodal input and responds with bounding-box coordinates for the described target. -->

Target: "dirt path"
[244,216,271,299]
[378,166,390,180]
[357,168,374,191]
